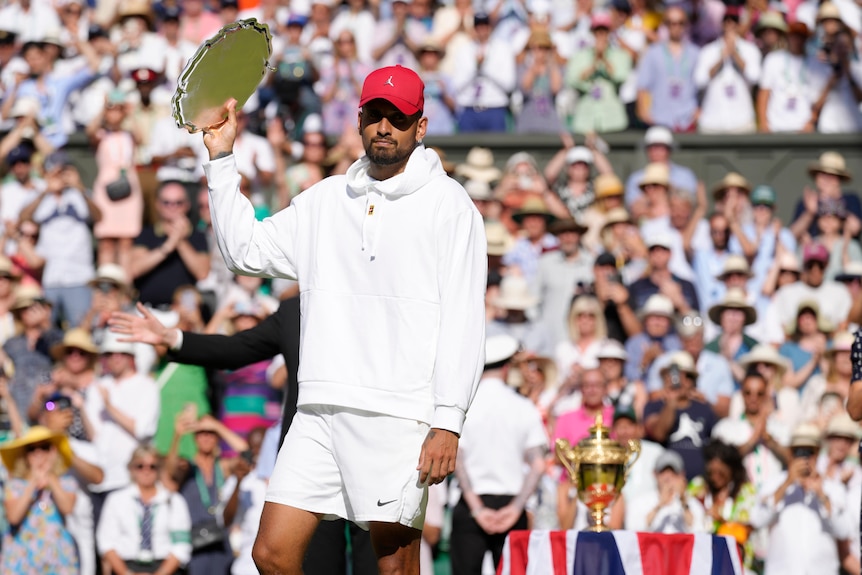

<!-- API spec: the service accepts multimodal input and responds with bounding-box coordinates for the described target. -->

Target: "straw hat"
[639,294,675,320]
[485,334,519,365]
[512,196,555,224]
[118,0,153,26]
[10,285,47,312]
[716,254,753,280]
[486,221,515,256]
[808,151,851,180]
[99,330,136,355]
[88,263,131,291]
[548,218,588,235]
[639,163,670,189]
[594,174,624,199]
[417,38,445,56]
[708,288,757,326]
[711,172,752,200]
[50,328,99,361]
[825,412,860,439]
[756,10,788,33]
[786,300,834,335]
[0,426,73,473]
[739,344,789,378]
[825,331,854,357]
[790,423,822,448]
[816,1,842,21]
[601,207,634,232]
[510,353,559,391]
[835,261,862,282]
[596,339,628,361]
[659,350,698,377]
[455,147,502,183]
[493,275,539,310]
[464,179,493,201]
[527,28,553,49]
[776,252,801,273]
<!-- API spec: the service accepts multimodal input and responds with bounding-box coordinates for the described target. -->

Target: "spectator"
[160,6,198,87]
[629,450,705,533]
[179,0,222,45]
[113,1,165,78]
[713,371,791,494]
[3,285,63,419]
[166,413,249,575]
[597,339,645,417]
[19,151,100,328]
[779,300,832,391]
[554,296,607,392]
[648,312,734,418]
[753,11,788,58]
[84,332,160,524]
[5,219,44,287]
[319,30,371,136]
[623,126,698,210]
[220,427,265,575]
[806,2,862,133]
[790,151,861,241]
[752,423,849,575]
[130,181,210,308]
[451,13,516,132]
[269,15,321,130]
[96,445,192,575]
[693,207,755,313]
[514,29,564,134]
[628,235,700,314]
[706,288,759,381]
[624,294,681,383]
[496,151,568,222]
[87,91,144,271]
[552,366,615,445]
[415,40,456,136]
[799,330,854,426]
[815,412,860,486]
[371,0,426,69]
[0,426,79,574]
[564,13,631,133]
[634,163,672,226]
[635,6,700,131]
[0,0,61,42]
[591,251,642,342]
[582,173,627,252]
[452,334,546,574]
[644,351,717,480]
[809,198,862,280]
[693,7,762,133]
[744,185,797,303]
[0,145,43,257]
[429,0,475,75]
[534,217,593,349]
[756,22,815,133]
[613,405,665,511]
[79,263,134,343]
[269,120,327,210]
[0,257,17,345]
[501,197,559,282]
[598,210,648,285]
[329,0,375,65]
[508,352,559,421]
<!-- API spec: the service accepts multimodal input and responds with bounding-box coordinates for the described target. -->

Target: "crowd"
[0,0,857,574]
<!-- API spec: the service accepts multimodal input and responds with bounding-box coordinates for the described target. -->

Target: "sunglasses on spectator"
[25,442,53,454]
[742,389,766,397]
[159,199,187,207]
[66,348,92,357]
[134,462,158,471]
[665,19,687,26]
[804,261,825,270]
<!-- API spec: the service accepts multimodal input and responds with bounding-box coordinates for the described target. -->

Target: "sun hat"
[825,412,860,439]
[566,146,594,166]
[549,218,588,235]
[816,1,842,22]
[659,350,698,377]
[359,65,424,116]
[808,151,851,180]
[596,339,628,361]
[50,328,99,361]
[639,294,675,320]
[510,354,559,391]
[88,263,130,291]
[493,275,539,310]
[10,285,48,312]
[464,179,493,201]
[676,312,705,338]
[824,331,854,357]
[100,330,136,356]
[644,126,673,147]
[0,426,73,473]
[639,163,670,189]
[716,254,753,280]
[711,172,752,200]
[486,221,515,256]
[786,300,834,335]
[646,233,674,251]
[601,208,634,233]
[485,334,519,365]
[739,344,789,378]
[756,10,788,33]
[455,147,502,183]
[708,288,757,326]
[776,252,801,273]
[835,261,862,282]
[790,423,822,448]
[594,174,624,199]
[512,196,555,224]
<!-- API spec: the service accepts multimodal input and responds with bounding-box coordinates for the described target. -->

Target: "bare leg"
[252,502,321,575]
[117,237,133,272]
[97,238,116,266]
[370,521,422,575]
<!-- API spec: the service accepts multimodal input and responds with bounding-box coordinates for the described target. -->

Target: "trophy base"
[585,505,611,532]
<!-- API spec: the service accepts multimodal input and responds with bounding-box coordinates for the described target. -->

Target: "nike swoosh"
[377,499,397,507]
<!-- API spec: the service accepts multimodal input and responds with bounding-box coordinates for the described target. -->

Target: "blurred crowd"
[0,0,858,575]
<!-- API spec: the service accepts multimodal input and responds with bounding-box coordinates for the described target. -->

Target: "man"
[487,274,550,355]
[628,235,700,314]
[751,423,850,575]
[371,0,427,68]
[129,181,210,308]
[623,126,698,209]
[692,210,754,314]
[756,22,816,133]
[552,366,615,446]
[501,197,559,283]
[0,145,44,256]
[644,351,716,480]
[200,65,486,574]
[19,151,101,327]
[624,294,681,383]
[635,6,701,132]
[625,450,705,533]
[693,6,762,133]
[452,334,545,574]
[534,217,593,349]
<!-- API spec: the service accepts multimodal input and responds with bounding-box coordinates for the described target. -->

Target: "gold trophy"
[555,415,640,532]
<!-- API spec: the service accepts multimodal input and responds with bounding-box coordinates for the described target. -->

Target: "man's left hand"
[203,98,239,160]
[416,428,458,485]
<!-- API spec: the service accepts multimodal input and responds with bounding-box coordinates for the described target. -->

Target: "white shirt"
[233,131,276,181]
[96,484,192,566]
[221,473,268,575]
[68,438,100,575]
[694,36,761,132]
[459,377,547,495]
[329,9,377,64]
[0,0,60,42]
[712,415,789,493]
[32,188,95,287]
[162,39,199,87]
[370,19,428,69]
[451,38,516,109]
[760,51,816,132]
[148,115,209,183]
[86,372,160,492]
[0,178,43,256]
[808,57,862,134]
[626,490,707,533]
[762,281,852,344]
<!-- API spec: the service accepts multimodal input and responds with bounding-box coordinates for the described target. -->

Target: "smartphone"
[792,446,815,459]
[182,403,198,422]
[240,449,254,465]
[668,365,682,389]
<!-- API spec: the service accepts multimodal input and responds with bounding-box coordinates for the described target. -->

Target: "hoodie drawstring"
[361,189,385,260]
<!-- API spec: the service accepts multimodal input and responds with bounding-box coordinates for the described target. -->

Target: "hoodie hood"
[345,145,448,258]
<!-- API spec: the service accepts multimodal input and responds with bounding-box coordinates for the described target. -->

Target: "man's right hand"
[203,98,239,160]
[109,302,175,348]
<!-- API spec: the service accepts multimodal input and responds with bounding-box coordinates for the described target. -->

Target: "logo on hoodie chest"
[368,204,375,215]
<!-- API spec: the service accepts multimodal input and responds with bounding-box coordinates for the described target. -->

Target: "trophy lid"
[575,414,633,464]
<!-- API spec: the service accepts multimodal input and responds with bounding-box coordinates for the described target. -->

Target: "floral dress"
[1,475,79,574]
[689,479,758,571]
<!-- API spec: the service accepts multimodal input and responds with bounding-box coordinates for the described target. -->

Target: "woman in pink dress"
[87,93,144,272]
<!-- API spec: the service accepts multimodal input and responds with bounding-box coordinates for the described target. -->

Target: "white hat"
[464,179,493,201]
[659,350,698,377]
[639,294,675,319]
[716,255,753,280]
[825,412,860,439]
[644,126,674,147]
[88,263,130,290]
[10,97,39,119]
[493,275,539,311]
[302,113,323,134]
[596,339,627,361]
[100,330,136,355]
[566,146,594,165]
[455,147,502,183]
[485,334,519,366]
[646,233,674,251]
[790,423,822,448]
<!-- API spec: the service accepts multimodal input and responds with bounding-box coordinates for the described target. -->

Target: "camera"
[45,395,73,412]
[240,449,255,465]
[792,446,815,459]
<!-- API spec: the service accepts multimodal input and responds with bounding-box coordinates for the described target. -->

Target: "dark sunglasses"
[134,463,158,471]
[25,442,53,453]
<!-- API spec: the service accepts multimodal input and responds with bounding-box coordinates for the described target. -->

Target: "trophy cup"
[555,415,640,532]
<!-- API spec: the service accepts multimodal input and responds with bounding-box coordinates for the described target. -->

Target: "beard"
[365,140,415,166]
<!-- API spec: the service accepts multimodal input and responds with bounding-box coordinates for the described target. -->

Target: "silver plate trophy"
[172,18,273,133]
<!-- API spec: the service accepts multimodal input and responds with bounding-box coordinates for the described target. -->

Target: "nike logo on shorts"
[377,499,397,506]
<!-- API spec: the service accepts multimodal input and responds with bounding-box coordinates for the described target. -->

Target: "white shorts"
[266,404,430,530]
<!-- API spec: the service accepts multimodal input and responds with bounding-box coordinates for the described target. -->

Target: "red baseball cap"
[359,65,425,116]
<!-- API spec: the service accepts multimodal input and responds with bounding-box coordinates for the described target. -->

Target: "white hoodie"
[204,145,486,434]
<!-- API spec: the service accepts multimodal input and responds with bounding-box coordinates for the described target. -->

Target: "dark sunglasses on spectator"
[666,19,687,26]
[25,442,53,453]
[94,281,118,294]
[804,260,825,270]
[18,229,38,239]
[134,463,158,471]
[159,199,187,207]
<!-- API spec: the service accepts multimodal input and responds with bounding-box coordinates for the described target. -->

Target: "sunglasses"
[159,199,187,207]
[742,390,766,397]
[25,442,52,454]
[134,462,158,471]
